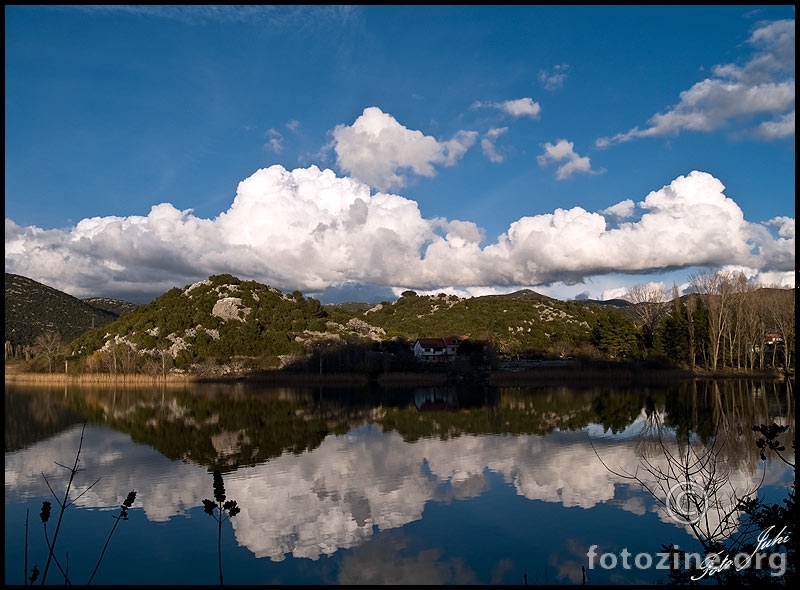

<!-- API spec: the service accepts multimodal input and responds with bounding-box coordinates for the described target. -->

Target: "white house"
[412,336,465,363]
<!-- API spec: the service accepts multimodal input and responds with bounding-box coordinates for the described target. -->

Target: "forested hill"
[62,274,632,369]
[7,272,792,375]
[347,288,627,351]
[4,273,137,347]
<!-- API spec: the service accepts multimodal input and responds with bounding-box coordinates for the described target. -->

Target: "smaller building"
[765,332,783,346]
[412,336,465,363]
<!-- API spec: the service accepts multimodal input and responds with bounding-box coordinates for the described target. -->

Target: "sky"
[4,5,795,305]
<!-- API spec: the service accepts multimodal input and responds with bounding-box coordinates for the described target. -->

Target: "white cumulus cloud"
[330,106,477,191]
[537,139,598,180]
[3,168,794,303]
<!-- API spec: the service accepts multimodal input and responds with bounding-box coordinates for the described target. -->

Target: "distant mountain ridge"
[4,273,138,347]
[82,296,139,316]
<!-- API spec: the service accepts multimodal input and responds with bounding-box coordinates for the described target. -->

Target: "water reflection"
[5,379,794,585]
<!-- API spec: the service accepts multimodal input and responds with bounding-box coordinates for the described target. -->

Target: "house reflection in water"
[414,387,460,412]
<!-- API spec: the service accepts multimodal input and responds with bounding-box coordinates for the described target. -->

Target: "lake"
[4,378,795,585]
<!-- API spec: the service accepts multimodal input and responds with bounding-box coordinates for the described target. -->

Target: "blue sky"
[4,5,795,304]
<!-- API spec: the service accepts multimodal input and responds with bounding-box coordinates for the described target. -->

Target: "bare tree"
[140,355,163,379]
[765,287,795,372]
[737,286,761,370]
[684,292,698,371]
[101,340,120,375]
[727,272,753,370]
[33,331,63,373]
[117,342,138,374]
[157,344,173,379]
[690,268,735,371]
[626,283,668,355]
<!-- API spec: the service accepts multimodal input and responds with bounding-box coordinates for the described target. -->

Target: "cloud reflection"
[5,415,792,564]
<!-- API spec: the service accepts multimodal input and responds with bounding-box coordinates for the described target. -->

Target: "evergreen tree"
[590,311,638,358]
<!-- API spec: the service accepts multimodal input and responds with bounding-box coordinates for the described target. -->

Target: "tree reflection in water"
[589,379,795,584]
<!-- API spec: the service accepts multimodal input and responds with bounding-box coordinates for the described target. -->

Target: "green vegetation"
[5,268,795,379]
[590,310,638,359]
[4,273,127,353]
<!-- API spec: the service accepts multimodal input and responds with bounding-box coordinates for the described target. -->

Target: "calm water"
[5,378,795,585]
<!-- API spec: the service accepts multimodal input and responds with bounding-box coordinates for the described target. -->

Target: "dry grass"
[3,369,374,388]
[4,372,194,386]
[7,365,779,390]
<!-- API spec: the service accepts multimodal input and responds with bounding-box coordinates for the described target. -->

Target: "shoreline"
[5,366,790,389]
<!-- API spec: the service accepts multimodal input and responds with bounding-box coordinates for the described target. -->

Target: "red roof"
[415,336,465,348]
[416,338,447,348]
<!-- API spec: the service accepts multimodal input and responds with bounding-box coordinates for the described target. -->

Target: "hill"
[356,288,613,355]
[7,272,641,366]
[4,273,137,348]
[67,274,382,370]
[82,296,139,316]
[6,271,793,376]
[61,274,632,374]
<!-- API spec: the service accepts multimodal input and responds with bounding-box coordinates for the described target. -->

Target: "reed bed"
[3,370,374,388]
[6,366,783,391]
[4,372,193,386]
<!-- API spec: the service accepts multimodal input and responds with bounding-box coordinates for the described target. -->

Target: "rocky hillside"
[62,274,633,370]
[67,274,388,369]
[8,271,792,376]
[7,271,643,373]
[345,288,621,354]
[4,273,137,347]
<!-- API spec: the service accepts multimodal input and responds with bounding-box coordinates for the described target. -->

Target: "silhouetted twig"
[87,490,137,585]
[203,470,241,585]
[33,422,129,585]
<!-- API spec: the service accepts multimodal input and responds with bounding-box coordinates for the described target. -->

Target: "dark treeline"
[625,268,794,374]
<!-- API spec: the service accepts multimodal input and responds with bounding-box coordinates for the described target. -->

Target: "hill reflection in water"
[4,379,794,585]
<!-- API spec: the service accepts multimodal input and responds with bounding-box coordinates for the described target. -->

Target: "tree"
[726,272,752,370]
[765,288,795,372]
[33,331,63,373]
[590,311,638,358]
[739,286,767,370]
[625,283,667,356]
[660,293,690,366]
[690,268,735,371]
